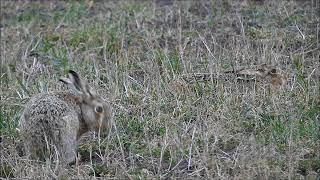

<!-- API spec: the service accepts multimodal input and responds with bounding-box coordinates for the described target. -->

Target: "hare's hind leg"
[63,141,77,165]
[61,115,79,164]
[20,119,46,160]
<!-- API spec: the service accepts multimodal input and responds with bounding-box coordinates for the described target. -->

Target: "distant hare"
[19,70,112,164]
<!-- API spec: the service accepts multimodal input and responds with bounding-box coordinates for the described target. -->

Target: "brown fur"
[19,70,112,164]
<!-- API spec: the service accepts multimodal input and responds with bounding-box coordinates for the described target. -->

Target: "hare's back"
[20,92,79,131]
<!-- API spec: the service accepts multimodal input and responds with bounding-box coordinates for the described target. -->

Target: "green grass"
[1,0,319,179]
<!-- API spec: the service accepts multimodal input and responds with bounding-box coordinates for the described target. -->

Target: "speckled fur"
[19,71,111,164]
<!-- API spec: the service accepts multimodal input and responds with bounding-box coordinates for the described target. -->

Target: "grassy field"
[1,0,319,179]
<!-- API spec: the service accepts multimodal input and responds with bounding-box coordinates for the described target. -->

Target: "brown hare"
[19,70,112,164]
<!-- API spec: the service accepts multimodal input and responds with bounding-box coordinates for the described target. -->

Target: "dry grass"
[1,0,319,179]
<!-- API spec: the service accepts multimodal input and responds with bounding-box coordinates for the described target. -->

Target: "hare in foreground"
[19,70,111,164]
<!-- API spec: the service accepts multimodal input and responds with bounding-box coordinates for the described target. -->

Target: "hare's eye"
[95,106,103,113]
[270,69,277,74]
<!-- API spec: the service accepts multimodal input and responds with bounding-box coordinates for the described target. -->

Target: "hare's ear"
[60,70,96,97]
[59,70,84,94]
[68,70,84,92]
